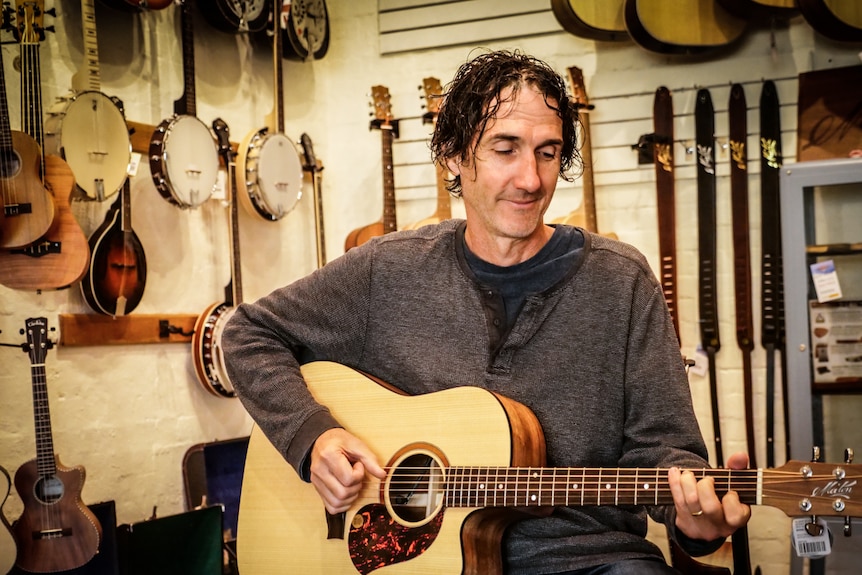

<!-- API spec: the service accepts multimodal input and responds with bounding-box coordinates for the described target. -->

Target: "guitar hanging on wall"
[44,0,131,202]
[0,465,15,575]
[404,77,452,231]
[300,132,327,267]
[235,0,304,222]
[0,1,90,291]
[344,85,399,249]
[13,317,102,573]
[192,118,241,399]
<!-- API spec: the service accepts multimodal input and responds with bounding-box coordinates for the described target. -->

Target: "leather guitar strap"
[729,83,757,469]
[695,88,723,466]
[759,80,786,469]
[653,87,680,341]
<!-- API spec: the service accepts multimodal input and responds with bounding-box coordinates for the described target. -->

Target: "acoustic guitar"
[624,0,748,55]
[0,3,89,291]
[404,77,453,231]
[199,0,269,34]
[551,0,628,42]
[192,118,240,399]
[13,317,101,573]
[44,0,131,202]
[344,85,399,250]
[553,67,616,239]
[0,465,16,575]
[238,361,862,575]
[149,0,220,209]
[235,0,304,222]
[0,36,54,250]
[716,0,796,20]
[80,178,147,316]
[798,0,862,42]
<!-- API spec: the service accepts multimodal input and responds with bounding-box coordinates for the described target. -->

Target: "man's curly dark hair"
[430,50,582,197]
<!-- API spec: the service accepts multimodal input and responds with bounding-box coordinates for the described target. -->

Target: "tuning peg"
[811,446,822,462]
[44,7,56,17]
[845,517,852,537]
[845,448,854,464]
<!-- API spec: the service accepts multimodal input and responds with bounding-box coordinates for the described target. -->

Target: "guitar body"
[0,466,16,575]
[236,129,304,221]
[0,155,89,290]
[199,0,270,33]
[344,220,385,250]
[624,0,748,54]
[551,0,628,41]
[716,0,796,19]
[798,0,862,42]
[80,192,147,316]
[149,114,220,209]
[12,455,101,573]
[0,131,55,249]
[239,362,545,575]
[44,90,131,202]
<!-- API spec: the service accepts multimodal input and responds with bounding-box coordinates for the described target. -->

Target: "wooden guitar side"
[798,0,862,42]
[344,220,385,250]
[551,0,628,42]
[0,155,89,290]
[624,0,748,54]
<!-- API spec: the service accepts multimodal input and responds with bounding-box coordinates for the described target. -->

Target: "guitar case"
[10,500,119,575]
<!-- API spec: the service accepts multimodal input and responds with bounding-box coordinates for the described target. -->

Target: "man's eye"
[495,149,514,155]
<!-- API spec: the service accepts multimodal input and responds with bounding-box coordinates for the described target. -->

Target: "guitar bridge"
[33,527,73,540]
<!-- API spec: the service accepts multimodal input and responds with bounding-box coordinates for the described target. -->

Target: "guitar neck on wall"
[238,361,862,575]
[43,0,131,202]
[344,85,399,250]
[13,318,102,573]
[300,132,327,268]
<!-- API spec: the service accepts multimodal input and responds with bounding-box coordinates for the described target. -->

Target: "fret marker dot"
[497,484,503,490]
[572,484,579,490]
[531,494,537,502]
[480,483,485,489]
[644,483,650,490]
[605,483,611,490]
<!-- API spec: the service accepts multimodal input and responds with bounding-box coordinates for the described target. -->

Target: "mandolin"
[0,33,54,250]
[404,77,452,231]
[199,0,269,34]
[0,2,89,291]
[80,178,147,316]
[624,0,748,55]
[344,85,399,250]
[798,0,862,42]
[551,0,628,42]
[553,67,616,239]
[238,361,862,575]
[192,118,240,399]
[149,0,220,209]
[235,0,304,222]
[0,466,15,575]
[44,0,131,202]
[13,317,102,573]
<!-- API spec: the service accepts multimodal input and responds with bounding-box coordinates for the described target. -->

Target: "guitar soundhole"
[34,475,64,505]
[0,150,21,179]
[384,447,446,528]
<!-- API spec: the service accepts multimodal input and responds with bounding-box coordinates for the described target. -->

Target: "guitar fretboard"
[81,0,102,92]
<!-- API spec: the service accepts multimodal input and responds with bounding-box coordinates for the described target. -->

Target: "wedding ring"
[691,510,704,517]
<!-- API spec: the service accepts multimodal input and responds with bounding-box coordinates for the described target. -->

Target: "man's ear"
[444,156,461,177]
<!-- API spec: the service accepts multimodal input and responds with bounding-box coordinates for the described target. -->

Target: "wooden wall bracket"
[58,313,199,346]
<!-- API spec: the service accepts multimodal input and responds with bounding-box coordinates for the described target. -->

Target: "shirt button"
[493,318,501,326]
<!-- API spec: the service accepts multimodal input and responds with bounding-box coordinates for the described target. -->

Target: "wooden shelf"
[127,120,239,157]
[806,242,862,256]
[59,313,199,346]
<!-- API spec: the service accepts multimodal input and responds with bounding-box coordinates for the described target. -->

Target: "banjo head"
[49,90,131,202]
[245,132,304,221]
[153,115,220,209]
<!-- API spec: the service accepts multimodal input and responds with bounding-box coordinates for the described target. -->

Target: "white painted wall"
[1,1,861,572]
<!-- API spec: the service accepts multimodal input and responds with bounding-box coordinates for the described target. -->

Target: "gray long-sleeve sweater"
[221,220,716,574]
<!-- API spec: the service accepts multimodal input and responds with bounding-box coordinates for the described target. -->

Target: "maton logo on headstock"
[812,479,857,500]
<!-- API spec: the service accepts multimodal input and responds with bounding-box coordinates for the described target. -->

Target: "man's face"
[448,85,564,247]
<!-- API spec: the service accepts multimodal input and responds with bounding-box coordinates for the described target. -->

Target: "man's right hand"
[309,428,387,514]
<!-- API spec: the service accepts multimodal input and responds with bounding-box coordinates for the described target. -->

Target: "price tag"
[810,260,843,303]
[791,517,831,559]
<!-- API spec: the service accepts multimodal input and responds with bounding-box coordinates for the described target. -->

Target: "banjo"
[43,0,130,202]
[235,0,304,222]
[149,0,219,209]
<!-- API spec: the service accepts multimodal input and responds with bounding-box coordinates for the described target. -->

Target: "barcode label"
[791,517,831,559]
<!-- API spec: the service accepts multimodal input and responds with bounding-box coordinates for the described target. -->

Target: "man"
[222,50,750,574]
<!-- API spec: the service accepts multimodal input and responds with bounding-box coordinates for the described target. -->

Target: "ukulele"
[300,132,327,267]
[0,2,89,291]
[44,0,131,202]
[623,0,748,55]
[551,0,628,42]
[0,466,15,575]
[0,33,54,250]
[192,118,240,399]
[235,0,304,222]
[13,317,101,573]
[403,77,452,231]
[238,361,862,575]
[553,67,616,239]
[80,178,148,316]
[344,85,399,249]
[149,0,220,209]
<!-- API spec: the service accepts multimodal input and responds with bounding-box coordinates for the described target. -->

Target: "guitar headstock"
[24,317,51,365]
[763,460,862,519]
[566,66,591,112]
[15,0,49,43]
[211,117,232,157]
[300,133,321,173]
[421,77,443,121]
[370,85,394,126]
